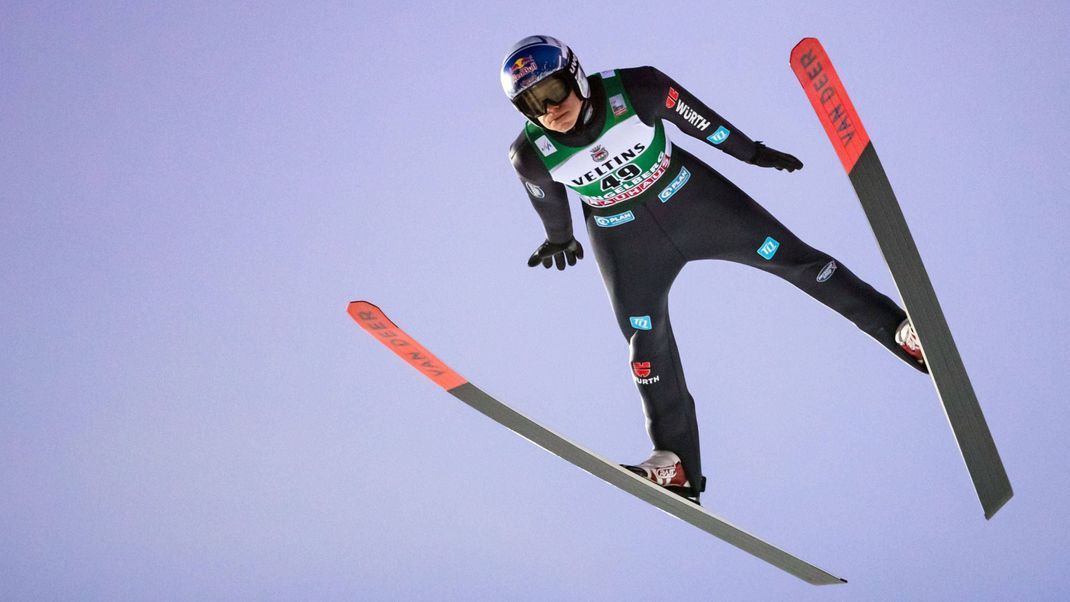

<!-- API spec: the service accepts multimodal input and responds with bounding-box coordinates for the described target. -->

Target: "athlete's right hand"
[528,237,584,270]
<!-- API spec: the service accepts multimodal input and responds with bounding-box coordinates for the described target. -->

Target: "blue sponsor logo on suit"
[630,315,653,330]
[658,166,691,203]
[757,236,780,260]
[594,210,636,228]
[707,126,731,145]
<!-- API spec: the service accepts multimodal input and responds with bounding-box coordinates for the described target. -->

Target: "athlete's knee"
[765,239,835,279]
[628,320,671,364]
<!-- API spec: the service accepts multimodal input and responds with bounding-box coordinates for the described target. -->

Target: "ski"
[789,38,1012,519]
[348,300,846,585]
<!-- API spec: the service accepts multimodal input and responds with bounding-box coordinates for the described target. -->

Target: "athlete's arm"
[509,133,584,270]
[619,66,802,171]
[509,132,573,243]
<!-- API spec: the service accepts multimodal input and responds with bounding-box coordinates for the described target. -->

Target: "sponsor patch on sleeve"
[535,135,557,156]
[524,181,545,198]
[665,87,679,109]
[707,126,731,145]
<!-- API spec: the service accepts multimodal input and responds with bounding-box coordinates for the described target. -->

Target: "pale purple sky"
[3,1,1069,599]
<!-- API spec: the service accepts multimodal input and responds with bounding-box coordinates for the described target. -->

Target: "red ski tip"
[347,301,468,390]
[790,37,871,173]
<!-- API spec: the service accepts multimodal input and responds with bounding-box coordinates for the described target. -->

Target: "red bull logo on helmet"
[511,56,539,82]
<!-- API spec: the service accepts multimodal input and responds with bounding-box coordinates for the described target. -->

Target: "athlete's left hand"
[750,142,804,172]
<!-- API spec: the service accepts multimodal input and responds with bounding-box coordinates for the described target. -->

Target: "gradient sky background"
[3,1,1069,599]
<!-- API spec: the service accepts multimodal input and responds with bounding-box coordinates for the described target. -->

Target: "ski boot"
[622,450,704,504]
[895,318,926,367]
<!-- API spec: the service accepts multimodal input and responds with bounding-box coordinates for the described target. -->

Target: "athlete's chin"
[546,116,576,132]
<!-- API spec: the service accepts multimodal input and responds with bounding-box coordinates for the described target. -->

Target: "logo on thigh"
[757,236,780,260]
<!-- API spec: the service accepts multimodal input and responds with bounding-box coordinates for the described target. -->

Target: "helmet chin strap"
[580,99,593,125]
[561,98,593,134]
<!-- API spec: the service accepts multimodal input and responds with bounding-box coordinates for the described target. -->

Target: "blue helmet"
[501,35,590,122]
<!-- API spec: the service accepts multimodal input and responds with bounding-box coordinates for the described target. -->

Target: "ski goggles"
[512,72,573,119]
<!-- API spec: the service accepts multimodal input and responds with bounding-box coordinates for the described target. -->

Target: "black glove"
[527,237,584,271]
[750,142,804,172]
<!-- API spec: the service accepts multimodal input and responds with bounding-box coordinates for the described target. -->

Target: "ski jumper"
[509,67,919,498]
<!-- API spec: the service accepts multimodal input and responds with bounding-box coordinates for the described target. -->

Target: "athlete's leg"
[654,152,923,371]
[723,224,922,370]
[586,205,706,497]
